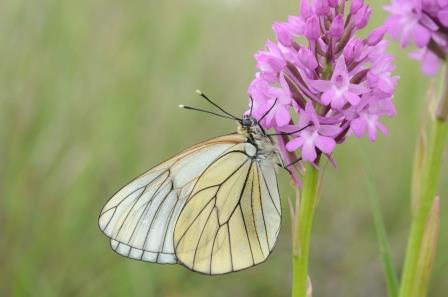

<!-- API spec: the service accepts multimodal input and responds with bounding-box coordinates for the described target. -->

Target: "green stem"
[399,118,448,297]
[292,164,320,297]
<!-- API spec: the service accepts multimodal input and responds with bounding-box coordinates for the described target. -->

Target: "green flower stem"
[399,114,448,295]
[292,163,320,297]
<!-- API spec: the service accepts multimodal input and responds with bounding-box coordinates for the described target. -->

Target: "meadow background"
[1,0,447,296]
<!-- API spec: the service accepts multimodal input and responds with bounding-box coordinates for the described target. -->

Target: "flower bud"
[367,26,387,46]
[300,0,313,19]
[288,16,305,35]
[353,5,372,29]
[313,0,330,16]
[343,38,364,62]
[304,16,320,40]
[329,15,344,39]
[297,48,318,70]
[273,22,293,46]
[350,0,363,14]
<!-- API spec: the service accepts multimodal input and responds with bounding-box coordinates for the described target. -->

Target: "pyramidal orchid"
[246,1,399,297]
[248,0,399,178]
[385,0,448,75]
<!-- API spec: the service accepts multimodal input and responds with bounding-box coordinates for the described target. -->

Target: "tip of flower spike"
[178,104,185,108]
[246,0,397,169]
[195,89,203,95]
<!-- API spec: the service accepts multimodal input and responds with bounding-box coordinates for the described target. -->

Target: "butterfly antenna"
[196,90,241,121]
[258,98,278,123]
[178,105,236,121]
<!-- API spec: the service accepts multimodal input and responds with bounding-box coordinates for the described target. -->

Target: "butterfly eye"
[241,116,255,127]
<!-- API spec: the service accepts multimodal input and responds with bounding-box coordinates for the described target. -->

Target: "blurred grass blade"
[411,131,427,215]
[365,170,400,297]
[358,145,399,297]
[411,83,435,215]
[413,197,440,297]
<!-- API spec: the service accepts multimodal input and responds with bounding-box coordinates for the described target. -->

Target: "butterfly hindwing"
[173,142,281,274]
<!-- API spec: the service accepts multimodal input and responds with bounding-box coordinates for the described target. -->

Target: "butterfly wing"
[173,142,281,274]
[98,134,245,264]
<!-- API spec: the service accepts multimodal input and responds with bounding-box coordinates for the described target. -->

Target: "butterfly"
[98,91,286,275]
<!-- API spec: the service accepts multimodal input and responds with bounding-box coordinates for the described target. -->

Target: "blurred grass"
[0,0,447,296]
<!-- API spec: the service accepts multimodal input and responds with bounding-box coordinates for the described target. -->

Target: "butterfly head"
[240,114,258,128]
[238,114,268,139]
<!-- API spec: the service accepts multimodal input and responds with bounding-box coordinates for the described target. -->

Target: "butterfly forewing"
[98,134,245,264]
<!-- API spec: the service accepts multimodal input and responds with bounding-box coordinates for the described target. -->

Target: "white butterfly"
[98,92,283,275]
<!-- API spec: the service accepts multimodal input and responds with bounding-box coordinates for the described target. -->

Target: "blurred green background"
[1,0,447,296]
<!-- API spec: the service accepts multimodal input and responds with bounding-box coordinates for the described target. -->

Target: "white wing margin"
[98,135,245,264]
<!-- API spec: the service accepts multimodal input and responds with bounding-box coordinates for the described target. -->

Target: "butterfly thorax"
[238,116,277,162]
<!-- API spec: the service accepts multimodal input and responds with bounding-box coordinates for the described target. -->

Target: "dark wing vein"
[175,156,250,246]
[257,163,270,253]
[156,198,179,261]
[124,171,171,246]
[237,163,256,265]
[185,150,249,199]
[142,181,174,253]
[175,198,215,247]
[260,164,282,246]
[191,156,249,199]
[250,167,264,257]
[239,205,254,265]
[259,167,281,215]
[227,223,233,271]
[192,202,215,268]
[101,186,144,232]
[225,160,253,223]
[115,185,148,239]
[209,219,218,273]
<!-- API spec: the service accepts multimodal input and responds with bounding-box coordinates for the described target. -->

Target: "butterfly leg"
[277,162,293,176]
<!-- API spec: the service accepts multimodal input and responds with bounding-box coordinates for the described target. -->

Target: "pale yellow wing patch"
[173,144,281,274]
